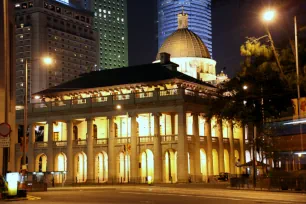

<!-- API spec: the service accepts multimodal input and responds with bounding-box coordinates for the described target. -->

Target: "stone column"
[171,113,176,135]
[153,112,162,183]
[27,123,35,172]
[216,119,225,173]
[177,109,188,182]
[205,118,213,176]
[86,118,94,183]
[240,125,246,166]
[130,113,138,183]
[193,113,201,182]
[47,121,54,171]
[108,116,116,182]
[228,121,235,174]
[66,120,74,183]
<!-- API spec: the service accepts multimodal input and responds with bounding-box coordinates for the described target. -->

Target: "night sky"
[128,0,306,78]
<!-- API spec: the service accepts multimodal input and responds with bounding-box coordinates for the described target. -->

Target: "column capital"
[152,112,162,117]
[191,112,200,116]
[127,112,138,118]
[86,117,95,122]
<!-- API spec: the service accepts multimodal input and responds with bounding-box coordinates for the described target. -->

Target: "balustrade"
[24,88,209,114]
[74,139,87,146]
[212,137,218,143]
[34,142,48,148]
[138,136,154,143]
[234,139,240,145]
[199,136,207,143]
[223,138,229,143]
[95,138,108,145]
[187,135,193,142]
[161,135,178,142]
[116,137,131,144]
[53,141,67,147]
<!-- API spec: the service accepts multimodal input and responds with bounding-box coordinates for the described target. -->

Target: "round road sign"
[0,123,11,137]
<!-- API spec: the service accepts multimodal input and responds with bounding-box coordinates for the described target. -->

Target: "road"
[3,186,306,203]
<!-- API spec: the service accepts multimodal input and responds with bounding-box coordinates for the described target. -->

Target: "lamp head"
[263,10,275,22]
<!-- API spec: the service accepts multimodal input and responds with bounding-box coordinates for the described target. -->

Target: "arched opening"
[139,149,154,183]
[35,154,46,172]
[200,149,207,182]
[212,149,219,175]
[117,152,130,183]
[54,153,67,183]
[164,149,177,183]
[245,150,251,163]
[224,149,230,173]
[74,152,87,183]
[95,152,108,183]
[73,126,78,140]
[93,124,97,139]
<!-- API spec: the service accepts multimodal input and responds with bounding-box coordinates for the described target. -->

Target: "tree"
[206,38,294,179]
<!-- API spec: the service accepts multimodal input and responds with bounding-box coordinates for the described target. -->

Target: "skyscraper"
[14,0,98,105]
[158,0,212,57]
[78,0,128,69]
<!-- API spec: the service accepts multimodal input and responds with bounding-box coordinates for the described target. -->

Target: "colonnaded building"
[14,12,245,184]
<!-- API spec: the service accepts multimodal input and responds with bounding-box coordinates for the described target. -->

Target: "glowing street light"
[263,10,275,22]
[116,104,122,110]
[243,85,248,90]
[43,56,53,65]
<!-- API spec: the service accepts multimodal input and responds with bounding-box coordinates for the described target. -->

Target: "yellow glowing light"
[148,176,152,185]
[263,10,275,22]
[116,104,122,110]
[43,57,53,65]
[298,153,302,157]
[243,85,248,90]
[6,172,19,196]
[34,95,41,100]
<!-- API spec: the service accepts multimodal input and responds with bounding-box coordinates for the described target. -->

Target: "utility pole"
[1,0,9,175]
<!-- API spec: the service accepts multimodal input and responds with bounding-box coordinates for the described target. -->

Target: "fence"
[230,175,306,191]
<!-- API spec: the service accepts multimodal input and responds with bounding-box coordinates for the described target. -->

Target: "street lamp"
[263,10,275,22]
[262,10,284,77]
[243,85,248,90]
[22,56,54,169]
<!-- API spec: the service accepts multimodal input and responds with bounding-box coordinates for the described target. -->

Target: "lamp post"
[22,57,53,169]
[262,10,284,77]
[262,9,303,167]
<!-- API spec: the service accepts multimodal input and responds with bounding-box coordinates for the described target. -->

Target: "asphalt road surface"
[3,186,306,204]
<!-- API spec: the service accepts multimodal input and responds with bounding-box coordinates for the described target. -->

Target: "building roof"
[35,63,215,96]
[156,28,211,60]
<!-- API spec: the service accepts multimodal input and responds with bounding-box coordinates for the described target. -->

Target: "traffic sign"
[0,123,11,137]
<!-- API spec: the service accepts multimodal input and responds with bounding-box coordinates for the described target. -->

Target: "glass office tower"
[158,0,212,57]
[78,0,128,69]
